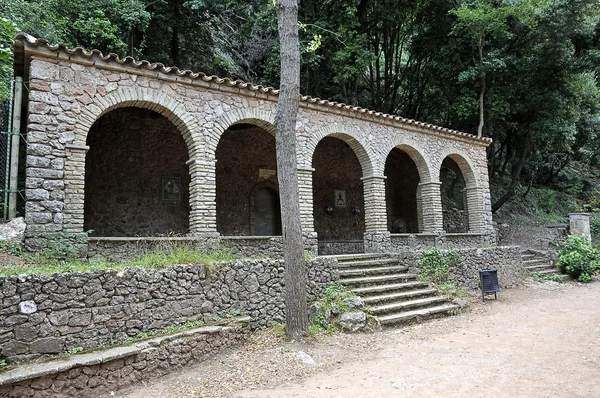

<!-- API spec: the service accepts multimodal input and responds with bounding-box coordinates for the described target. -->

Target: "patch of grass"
[269,321,287,339]
[310,283,359,333]
[544,274,565,282]
[0,359,7,368]
[67,346,84,355]
[0,245,235,277]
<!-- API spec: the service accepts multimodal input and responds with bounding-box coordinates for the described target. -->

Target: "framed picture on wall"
[162,176,182,202]
[334,189,347,208]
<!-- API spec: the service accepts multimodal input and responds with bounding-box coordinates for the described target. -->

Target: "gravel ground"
[118,279,600,398]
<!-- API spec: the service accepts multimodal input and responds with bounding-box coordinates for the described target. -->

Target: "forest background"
[1,0,600,219]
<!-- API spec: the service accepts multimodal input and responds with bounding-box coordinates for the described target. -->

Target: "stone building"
[13,34,495,256]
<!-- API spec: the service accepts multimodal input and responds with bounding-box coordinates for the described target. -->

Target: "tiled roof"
[14,33,491,145]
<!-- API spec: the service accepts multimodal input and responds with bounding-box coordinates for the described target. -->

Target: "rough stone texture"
[19,45,496,253]
[313,137,365,243]
[318,240,364,255]
[403,246,524,290]
[0,218,26,243]
[84,108,190,236]
[339,312,366,333]
[0,324,247,397]
[215,126,280,236]
[0,258,337,361]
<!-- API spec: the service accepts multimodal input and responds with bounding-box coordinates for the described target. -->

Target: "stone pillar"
[416,185,424,233]
[187,157,218,236]
[569,213,591,241]
[362,175,390,252]
[465,186,485,233]
[418,181,443,233]
[62,144,88,234]
[298,167,318,256]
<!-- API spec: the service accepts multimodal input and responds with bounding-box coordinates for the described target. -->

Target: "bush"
[556,235,599,282]
[417,248,459,285]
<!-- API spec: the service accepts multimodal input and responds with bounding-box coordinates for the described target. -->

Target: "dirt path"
[120,281,600,398]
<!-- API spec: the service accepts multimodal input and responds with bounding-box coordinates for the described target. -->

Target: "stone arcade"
[14,34,495,256]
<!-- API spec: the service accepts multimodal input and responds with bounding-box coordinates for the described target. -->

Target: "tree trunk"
[275,0,308,340]
[491,139,530,213]
[477,37,485,138]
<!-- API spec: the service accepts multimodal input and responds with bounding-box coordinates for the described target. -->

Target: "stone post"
[362,175,390,252]
[568,213,591,241]
[416,185,424,233]
[63,144,88,234]
[187,157,218,236]
[298,167,318,255]
[465,186,485,233]
[418,181,443,233]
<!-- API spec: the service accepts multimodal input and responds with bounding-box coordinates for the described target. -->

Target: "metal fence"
[0,77,14,220]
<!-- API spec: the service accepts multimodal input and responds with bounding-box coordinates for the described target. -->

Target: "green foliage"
[67,346,83,355]
[544,274,565,282]
[0,359,7,368]
[0,243,235,277]
[417,248,459,285]
[310,282,358,333]
[556,235,599,282]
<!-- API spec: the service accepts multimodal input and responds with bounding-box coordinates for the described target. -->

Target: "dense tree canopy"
[1,0,599,210]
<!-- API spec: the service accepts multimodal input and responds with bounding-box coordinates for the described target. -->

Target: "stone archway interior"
[385,148,420,233]
[215,124,281,236]
[440,157,468,233]
[313,137,365,254]
[84,107,190,236]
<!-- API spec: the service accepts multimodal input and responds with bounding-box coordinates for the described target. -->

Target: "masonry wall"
[20,51,496,252]
[0,258,338,361]
[312,137,365,243]
[84,107,190,236]
[215,125,279,236]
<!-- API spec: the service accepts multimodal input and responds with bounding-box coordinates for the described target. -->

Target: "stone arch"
[438,151,482,233]
[306,125,374,176]
[206,108,276,158]
[437,151,479,189]
[380,142,432,183]
[73,87,201,158]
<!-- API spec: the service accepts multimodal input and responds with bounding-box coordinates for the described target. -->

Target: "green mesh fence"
[0,77,14,220]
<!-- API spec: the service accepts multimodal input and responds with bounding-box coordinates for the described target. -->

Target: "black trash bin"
[479,269,499,302]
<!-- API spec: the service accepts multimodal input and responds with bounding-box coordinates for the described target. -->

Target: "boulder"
[339,311,366,333]
[0,217,25,243]
[342,297,365,310]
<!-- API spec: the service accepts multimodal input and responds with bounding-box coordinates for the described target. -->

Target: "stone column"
[362,175,390,252]
[63,144,88,234]
[418,181,443,233]
[416,185,424,233]
[298,167,318,255]
[569,213,591,241]
[187,157,219,237]
[465,186,485,233]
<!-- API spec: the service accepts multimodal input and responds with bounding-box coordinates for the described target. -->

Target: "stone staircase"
[333,253,459,327]
[521,249,561,277]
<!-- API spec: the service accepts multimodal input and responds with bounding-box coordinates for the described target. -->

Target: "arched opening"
[384,148,421,233]
[440,157,469,233]
[216,123,281,236]
[312,136,365,254]
[84,107,190,236]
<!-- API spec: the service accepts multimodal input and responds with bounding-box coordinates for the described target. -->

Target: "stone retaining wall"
[402,246,524,289]
[0,323,247,397]
[0,258,337,362]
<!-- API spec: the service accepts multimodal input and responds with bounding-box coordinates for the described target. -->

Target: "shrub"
[556,235,599,282]
[417,248,459,285]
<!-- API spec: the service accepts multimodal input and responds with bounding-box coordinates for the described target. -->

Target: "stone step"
[351,281,430,296]
[378,303,460,326]
[521,254,535,260]
[525,263,555,271]
[340,273,418,287]
[523,259,548,266]
[339,265,409,277]
[370,296,449,315]
[337,258,400,268]
[532,268,561,276]
[361,288,438,305]
[329,253,392,263]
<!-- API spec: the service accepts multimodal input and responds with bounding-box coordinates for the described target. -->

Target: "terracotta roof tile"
[13,33,492,145]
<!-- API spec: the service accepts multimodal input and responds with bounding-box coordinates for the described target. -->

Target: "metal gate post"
[8,76,23,219]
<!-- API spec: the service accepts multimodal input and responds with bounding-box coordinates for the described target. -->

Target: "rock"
[19,301,38,315]
[294,351,316,366]
[342,297,365,310]
[452,297,469,308]
[30,337,64,354]
[339,311,366,333]
[1,340,29,356]
[0,217,26,242]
